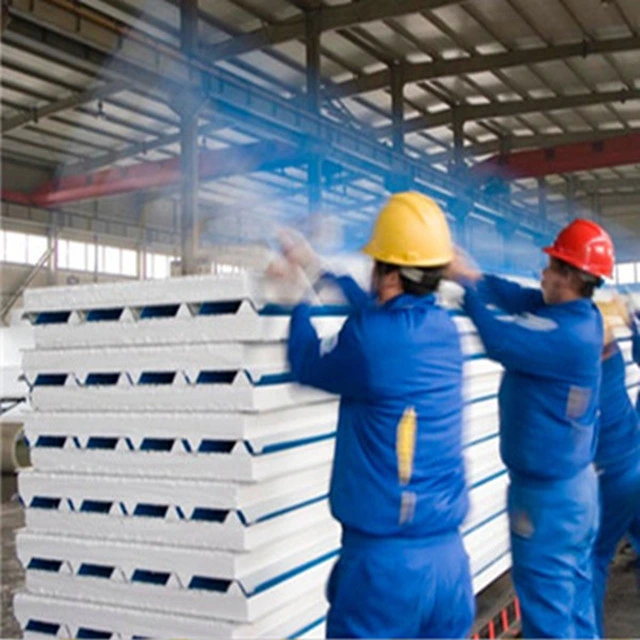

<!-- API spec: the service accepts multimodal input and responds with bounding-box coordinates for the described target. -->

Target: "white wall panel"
[16,272,524,638]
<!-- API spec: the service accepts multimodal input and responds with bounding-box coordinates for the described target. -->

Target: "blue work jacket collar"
[381,292,436,311]
[549,297,595,315]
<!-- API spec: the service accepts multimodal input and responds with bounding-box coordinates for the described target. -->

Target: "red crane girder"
[2,141,301,207]
[472,133,640,181]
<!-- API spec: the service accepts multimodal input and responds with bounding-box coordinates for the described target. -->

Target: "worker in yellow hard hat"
[276,192,474,639]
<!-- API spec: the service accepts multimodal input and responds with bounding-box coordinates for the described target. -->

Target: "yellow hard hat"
[362,192,454,267]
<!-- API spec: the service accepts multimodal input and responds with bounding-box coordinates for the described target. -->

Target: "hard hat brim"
[362,241,453,267]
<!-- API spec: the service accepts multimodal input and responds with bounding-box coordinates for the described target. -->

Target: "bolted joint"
[168,89,206,118]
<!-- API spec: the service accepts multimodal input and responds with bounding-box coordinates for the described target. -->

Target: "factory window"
[615,262,637,285]
[56,240,138,277]
[121,249,137,277]
[97,245,138,277]
[57,239,95,272]
[145,252,174,279]
[3,231,27,263]
[99,246,120,274]
[0,230,48,265]
[1,231,178,281]
[27,234,48,264]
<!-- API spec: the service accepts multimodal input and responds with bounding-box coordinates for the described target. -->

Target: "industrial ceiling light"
[601,0,615,7]
[96,100,106,119]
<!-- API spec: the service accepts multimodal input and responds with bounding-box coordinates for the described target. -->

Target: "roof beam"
[0,80,127,133]
[0,3,557,236]
[61,121,226,175]
[200,0,464,60]
[283,0,322,10]
[331,35,640,98]
[375,89,640,138]
[2,149,59,170]
[2,8,183,96]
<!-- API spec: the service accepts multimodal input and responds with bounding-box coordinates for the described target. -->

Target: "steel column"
[179,0,201,275]
[537,177,547,220]
[390,62,405,155]
[451,110,465,177]
[566,177,576,219]
[306,9,322,216]
[179,112,199,275]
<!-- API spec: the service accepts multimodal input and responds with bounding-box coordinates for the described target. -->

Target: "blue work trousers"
[593,455,640,637]
[325,528,475,639]
[508,466,599,639]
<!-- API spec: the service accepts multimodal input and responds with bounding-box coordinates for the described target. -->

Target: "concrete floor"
[603,543,640,638]
[2,474,23,639]
[1,472,639,639]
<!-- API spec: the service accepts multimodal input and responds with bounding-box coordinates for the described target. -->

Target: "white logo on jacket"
[511,509,535,539]
[499,313,558,332]
[320,334,339,357]
[566,385,592,420]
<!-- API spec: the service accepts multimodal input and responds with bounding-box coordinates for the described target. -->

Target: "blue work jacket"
[462,275,603,481]
[288,276,468,537]
[632,312,640,413]
[595,341,640,472]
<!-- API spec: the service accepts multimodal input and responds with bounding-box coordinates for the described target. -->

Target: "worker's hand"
[625,302,640,333]
[444,247,482,284]
[264,255,322,306]
[265,255,298,280]
[276,227,324,284]
[265,231,324,305]
[610,294,631,329]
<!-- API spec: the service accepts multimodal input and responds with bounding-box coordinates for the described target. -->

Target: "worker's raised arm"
[462,280,599,376]
[444,249,542,315]
[632,314,640,365]
[287,303,370,398]
[317,272,371,310]
[477,274,544,315]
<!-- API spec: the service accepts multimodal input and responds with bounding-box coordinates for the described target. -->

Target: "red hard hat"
[543,219,614,279]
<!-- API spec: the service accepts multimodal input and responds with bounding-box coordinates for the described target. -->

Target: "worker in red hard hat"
[447,218,614,639]
[543,217,615,286]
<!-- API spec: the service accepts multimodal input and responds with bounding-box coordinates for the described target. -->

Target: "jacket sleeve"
[462,279,586,377]
[318,272,371,311]
[477,274,544,315]
[288,303,370,397]
[632,313,640,365]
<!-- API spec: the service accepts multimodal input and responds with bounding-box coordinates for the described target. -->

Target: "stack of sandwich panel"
[16,273,512,639]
